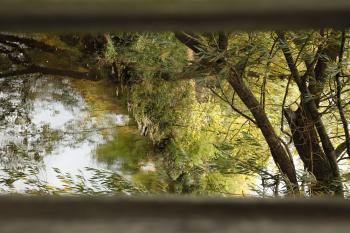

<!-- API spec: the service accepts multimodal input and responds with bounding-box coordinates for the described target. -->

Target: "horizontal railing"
[0,0,350,30]
[1,2,350,232]
[0,196,349,233]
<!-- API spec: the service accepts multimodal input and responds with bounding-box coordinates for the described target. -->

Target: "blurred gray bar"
[0,196,349,233]
[0,0,350,31]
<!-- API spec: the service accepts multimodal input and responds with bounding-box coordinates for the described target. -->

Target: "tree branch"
[335,30,350,158]
[174,32,203,53]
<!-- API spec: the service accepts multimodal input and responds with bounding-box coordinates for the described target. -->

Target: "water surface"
[0,75,156,191]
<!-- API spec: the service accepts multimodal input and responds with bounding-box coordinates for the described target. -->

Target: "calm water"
[0,75,156,191]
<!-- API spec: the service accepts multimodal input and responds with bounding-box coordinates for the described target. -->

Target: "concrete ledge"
[0,0,350,30]
[0,196,349,233]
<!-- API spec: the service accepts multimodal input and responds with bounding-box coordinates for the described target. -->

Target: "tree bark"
[228,69,299,192]
[175,32,300,194]
[277,30,344,197]
[284,107,337,194]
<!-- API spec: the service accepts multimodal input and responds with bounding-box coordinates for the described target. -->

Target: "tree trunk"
[175,32,300,194]
[284,107,337,194]
[277,30,344,197]
[228,69,299,193]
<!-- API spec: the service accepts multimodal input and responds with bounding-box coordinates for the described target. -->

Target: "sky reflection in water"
[0,75,138,189]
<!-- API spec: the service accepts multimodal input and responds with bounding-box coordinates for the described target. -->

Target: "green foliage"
[95,129,154,172]
[4,30,350,197]
[0,164,146,195]
[106,32,264,195]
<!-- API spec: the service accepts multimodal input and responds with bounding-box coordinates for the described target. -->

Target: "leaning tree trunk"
[228,69,299,193]
[174,31,300,194]
[284,107,338,195]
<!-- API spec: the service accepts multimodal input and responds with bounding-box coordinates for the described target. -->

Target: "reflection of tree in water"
[0,76,38,169]
[0,33,146,194]
[0,75,89,174]
[0,76,44,191]
[30,76,82,110]
[0,74,147,194]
